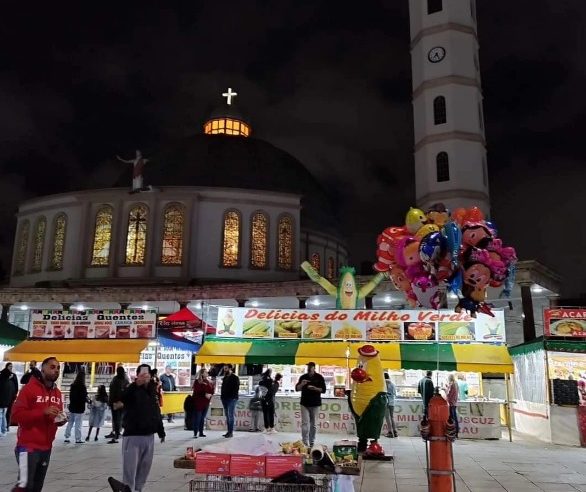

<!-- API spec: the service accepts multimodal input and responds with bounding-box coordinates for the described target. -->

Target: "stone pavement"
[1,423,585,492]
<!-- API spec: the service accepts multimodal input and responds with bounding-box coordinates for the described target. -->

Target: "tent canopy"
[196,340,513,373]
[3,339,149,363]
[158,330,201,352]
[509,336,586,356]
[0,319,28,346]
[158,307,215,334]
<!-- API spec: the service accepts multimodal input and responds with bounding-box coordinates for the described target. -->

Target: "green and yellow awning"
[197,339,513,373]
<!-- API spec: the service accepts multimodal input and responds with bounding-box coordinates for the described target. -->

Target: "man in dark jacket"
[20,361,40,386]
[418,370,435,417]
[112,364,165,492]
[220,364,240,438]
[107,366,129,443]
[159,365,177,423]
[0,363,18,436]
[295,362,326,447]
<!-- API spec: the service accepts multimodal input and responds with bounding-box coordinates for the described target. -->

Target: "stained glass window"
[203,118,251,137]
[327,257,335,279]
[13,220,30,275]
[277,214,294,270]
[125,204,148,265]
[91,206,113,266]
[161,204,184,265]
[310,253,321,272]
[31,217,47,272]
[49,214,67,270]
[250,211,268,269]
[222,210,241,267]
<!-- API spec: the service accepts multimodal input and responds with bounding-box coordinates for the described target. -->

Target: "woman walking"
[86,385,108,441]
[446,373,460,437]
[192,368,214,438]
[64,371,88,444]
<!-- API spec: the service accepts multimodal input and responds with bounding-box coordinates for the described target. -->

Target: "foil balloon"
[451,208,467,226]
[415,223,440,239]
[464,206,485,223]
[412,274,441,309]
[419,231,446,274]
[442,220,462,270]
[405,207,427,234]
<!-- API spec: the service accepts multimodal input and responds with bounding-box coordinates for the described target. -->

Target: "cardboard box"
[230,454,266,477]
[265,455,303,478]
[333,440,358,463]
[195,453,231,475]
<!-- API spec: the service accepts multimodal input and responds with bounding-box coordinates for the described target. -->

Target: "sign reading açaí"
[30,309,157,339]
[215,308,505,343]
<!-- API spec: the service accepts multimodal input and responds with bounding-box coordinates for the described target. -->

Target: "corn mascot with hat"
[349,345,387,453]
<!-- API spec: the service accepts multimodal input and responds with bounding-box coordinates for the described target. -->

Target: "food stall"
[3,308,157,391]
[196,306,513,439]
[510,308,586,447]
[0,318,29,378]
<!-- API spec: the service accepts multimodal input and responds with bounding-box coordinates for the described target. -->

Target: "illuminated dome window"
[204,118,251,137]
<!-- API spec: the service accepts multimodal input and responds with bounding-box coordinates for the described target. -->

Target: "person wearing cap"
[295,362,326,447]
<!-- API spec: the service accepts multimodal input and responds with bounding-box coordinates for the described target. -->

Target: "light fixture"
[193,302,202,310]
[531,285,544,294]
[249,300,259,308]
[73,304,85,311]
[148,341,159,347]
[384,295,392,303]
[312,299,321,307]
[141,304,149,310]
[19,305,29,311]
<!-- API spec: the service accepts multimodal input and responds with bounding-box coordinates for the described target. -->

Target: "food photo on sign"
[544,309,586,337]
[403,321,436,341]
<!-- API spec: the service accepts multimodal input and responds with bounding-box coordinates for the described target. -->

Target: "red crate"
[265,455,303,478]
[195,453,231,475]
[229,454,266,477]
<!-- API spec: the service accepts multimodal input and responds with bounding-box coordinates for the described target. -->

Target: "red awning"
[158,307,215,334]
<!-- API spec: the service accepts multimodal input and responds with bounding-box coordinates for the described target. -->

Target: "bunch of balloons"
[374,204,517,317]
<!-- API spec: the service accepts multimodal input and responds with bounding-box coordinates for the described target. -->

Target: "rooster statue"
[348,345,387,454]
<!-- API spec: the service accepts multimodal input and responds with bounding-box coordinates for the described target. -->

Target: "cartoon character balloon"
[374,203,517,317]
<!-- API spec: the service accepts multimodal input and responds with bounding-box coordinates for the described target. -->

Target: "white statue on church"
[117,150,148,192]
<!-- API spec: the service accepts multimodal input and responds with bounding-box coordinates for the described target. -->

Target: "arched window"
[125,204,148,265]
[433,96,446,125]
[222,209,241,267]
[310,253,321,272]
[428,0,442,14]
[327,257,335,279]
[91,206,113,266]
[49,213,67,271]
[13,220,30,275]
[250,211,269,269]
[436,152,450,182]
[161,204,184,265]
[277,214,294,270]
[30,216,47,273]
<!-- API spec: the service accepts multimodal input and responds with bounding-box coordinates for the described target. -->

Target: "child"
[249,385,263,432]
[86,385,108,441]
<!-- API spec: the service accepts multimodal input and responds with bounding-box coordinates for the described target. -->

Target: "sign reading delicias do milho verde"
[215,308,506,344]
[29,309,157,339]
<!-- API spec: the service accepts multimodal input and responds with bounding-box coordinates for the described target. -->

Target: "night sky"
[1,1,584,295]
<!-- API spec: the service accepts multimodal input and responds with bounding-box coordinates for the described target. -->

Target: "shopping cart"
[189,475,331,492]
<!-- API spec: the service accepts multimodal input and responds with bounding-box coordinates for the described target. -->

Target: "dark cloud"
[0,1,584,295]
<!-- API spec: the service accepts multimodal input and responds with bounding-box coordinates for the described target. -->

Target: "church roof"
[114,134,341,235]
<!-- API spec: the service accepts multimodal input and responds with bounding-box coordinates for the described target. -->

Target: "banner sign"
[544,308,586,337]
[215,308,505,343]
[30,309,157,339]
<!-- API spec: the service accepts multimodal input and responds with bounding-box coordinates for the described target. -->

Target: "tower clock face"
[428,46,446,63]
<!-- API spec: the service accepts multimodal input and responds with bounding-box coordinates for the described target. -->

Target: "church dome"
[114,134,341,234]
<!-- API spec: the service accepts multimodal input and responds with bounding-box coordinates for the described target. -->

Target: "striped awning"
[196,339,513,373]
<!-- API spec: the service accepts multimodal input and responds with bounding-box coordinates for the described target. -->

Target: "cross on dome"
[222,88,238,105]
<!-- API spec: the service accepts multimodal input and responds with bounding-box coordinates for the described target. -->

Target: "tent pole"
[90,361,96,389]
[505,372,513,443]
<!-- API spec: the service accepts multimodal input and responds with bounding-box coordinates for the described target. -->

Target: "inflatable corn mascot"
[349,345,387,452]
[300,262,386,309]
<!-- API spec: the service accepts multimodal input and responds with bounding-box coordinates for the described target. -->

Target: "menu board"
[215,308,505,343]
[30,309,157,339]
[139,347,192,386]
[544,309,586,337]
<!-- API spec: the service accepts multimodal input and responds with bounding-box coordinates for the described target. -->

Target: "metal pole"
[505,373,513,443]
[90,361,96,389]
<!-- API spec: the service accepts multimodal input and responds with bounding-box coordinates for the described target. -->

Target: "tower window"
[433,96,447,125]
[222,209,241,268]
[30,216,47,273]
[327,256,335,279]
[428,0,442,14]
[310,253,321,273]
[436,152,450,182]
[13,220,30,276]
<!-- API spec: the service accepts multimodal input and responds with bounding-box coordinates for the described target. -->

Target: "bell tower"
[408,0,490,215]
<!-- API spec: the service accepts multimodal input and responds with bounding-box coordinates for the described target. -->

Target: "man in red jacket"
[10,356,66,492]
